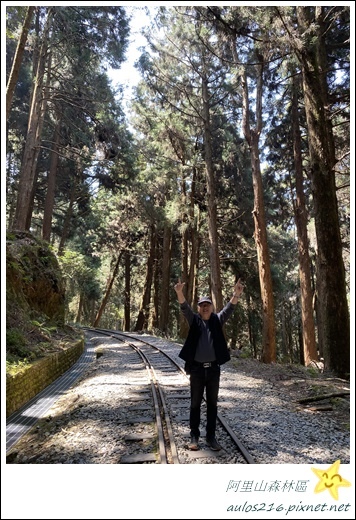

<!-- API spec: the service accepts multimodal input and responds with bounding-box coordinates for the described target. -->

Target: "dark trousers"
[189,364,221,439]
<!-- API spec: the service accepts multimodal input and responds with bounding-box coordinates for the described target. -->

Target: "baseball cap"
[197,296,212,305]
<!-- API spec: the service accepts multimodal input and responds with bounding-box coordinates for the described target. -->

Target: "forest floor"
[228,353,351,433]
[6,334,350,465]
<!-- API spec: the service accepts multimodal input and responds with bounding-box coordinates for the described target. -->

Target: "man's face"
[198,302,213,320]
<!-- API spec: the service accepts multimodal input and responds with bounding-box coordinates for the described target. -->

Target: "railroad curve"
[6,328,350,465]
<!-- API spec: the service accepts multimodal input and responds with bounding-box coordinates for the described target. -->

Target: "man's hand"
[230,278,244,303]
[174,278,185,293]
[233,278,244,297]
[174,278,186,304]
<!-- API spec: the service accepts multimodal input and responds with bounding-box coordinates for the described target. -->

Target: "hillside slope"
[6,231,82,371]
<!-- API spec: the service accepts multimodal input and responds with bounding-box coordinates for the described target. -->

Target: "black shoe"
[188,436,199,450]
[206,437,221,451]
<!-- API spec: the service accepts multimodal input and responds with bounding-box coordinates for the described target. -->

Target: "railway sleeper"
[120,453,158,464]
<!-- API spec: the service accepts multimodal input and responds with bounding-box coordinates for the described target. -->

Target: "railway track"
[95,328,255,464]
[7,328,350,466]
[6,327,255,464]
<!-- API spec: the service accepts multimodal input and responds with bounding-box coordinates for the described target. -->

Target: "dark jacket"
[178,312,231,366]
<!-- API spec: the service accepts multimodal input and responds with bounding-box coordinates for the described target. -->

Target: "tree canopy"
[5,5,350,379]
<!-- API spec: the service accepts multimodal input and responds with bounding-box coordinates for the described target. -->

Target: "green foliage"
[306,366,321,378]
[6,329,27,352]
[57,248,101,317]
[5,232,83,375]
[6,358,33,376]
[6,328,39,370]
[30,321,57,336]
[5,6,349,372]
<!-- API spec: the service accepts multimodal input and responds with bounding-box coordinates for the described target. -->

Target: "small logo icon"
[312,460,351,500]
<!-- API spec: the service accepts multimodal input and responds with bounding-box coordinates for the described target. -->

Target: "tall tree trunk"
[151,245,160,330]
[298,317,304,365]
[179,168,200,338]
[25,49,53,231]
[42,114,61,241]
[134,225,156,331]
[233,42,276,363]
[6,6,35,121]
[179,174,190,338]
[186,167,200,305]
[57,181,76,256]
[12,7,53,231]
[90,299,96,327]
[280,302,288,362]
[250,133,276,364]
[286,300,294,362]
[296,6,350,378]
[124,251,131,331]
[229,308,240,350]
[159,224,172,334]
[310,255,322,359]
[76,292,84,324]
[291,79,319,366]
[201,70,223,311]
[246,292,258,359]
[93,254,122,327]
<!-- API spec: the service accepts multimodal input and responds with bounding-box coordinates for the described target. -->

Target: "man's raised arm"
[174,278,186,304]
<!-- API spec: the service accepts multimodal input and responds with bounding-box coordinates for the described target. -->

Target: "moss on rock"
[6,231,81,370]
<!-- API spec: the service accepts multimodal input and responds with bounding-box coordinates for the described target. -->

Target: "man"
[174,278,244,451]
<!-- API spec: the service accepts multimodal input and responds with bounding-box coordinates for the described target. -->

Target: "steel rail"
[104,329,256,464]
[93,328,190,461]
[88,329,180,464]
[120,336,180,464]
[7,327,255,464]
[124,339,168,464]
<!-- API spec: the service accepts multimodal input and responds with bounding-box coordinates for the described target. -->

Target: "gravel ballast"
[6,331,350,465]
